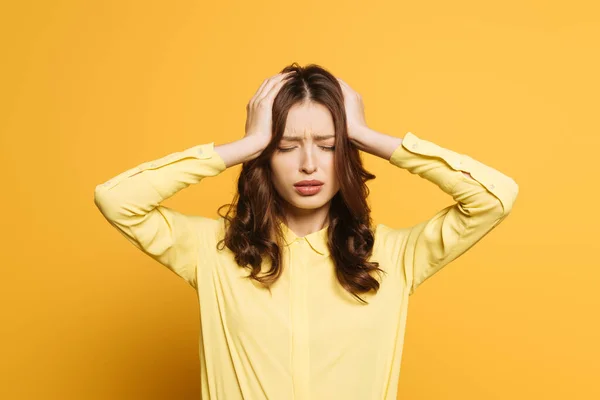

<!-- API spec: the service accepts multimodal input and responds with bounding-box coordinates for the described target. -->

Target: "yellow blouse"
[93,131,518,400]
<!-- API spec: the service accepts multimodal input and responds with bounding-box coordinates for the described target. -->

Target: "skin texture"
[269,100,340,238]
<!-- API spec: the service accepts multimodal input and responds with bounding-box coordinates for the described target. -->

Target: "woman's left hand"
[336,77,369,143]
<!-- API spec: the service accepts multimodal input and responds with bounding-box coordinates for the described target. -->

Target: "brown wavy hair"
[216,62,385,304]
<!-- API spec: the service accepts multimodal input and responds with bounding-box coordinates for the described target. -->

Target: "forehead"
[282,102,335,140]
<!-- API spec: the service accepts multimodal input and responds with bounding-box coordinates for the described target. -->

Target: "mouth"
[294,180,324,187]
[293,183,323,196]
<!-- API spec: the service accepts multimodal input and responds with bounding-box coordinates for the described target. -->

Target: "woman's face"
[270,101,340,212]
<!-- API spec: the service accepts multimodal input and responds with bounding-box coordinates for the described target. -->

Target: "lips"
[294,180,324,187]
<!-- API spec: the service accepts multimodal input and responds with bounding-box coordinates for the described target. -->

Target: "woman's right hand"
[244,71,294,148]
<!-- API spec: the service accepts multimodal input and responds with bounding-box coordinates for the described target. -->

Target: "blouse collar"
[279,220,330,256]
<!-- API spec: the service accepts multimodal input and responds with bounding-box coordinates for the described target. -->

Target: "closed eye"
[277,146,335,152]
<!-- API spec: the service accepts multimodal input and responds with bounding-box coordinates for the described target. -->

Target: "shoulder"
[186,215,223,244]
[374,222,409,243]
[373,222,411,257]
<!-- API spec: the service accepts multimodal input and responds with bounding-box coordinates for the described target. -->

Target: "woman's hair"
[216,62,385,304]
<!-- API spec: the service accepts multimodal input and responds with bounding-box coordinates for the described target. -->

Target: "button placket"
[288,237,310,398]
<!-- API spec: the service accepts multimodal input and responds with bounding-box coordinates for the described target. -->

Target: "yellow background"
[1,1,599,398]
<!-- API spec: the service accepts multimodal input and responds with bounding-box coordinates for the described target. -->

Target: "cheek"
[271,156,296,172]
[270,160,292,186]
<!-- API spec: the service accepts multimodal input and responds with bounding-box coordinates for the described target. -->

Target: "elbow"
[500,179,519,216]
[93,185,119,221]
[507,179,519,213]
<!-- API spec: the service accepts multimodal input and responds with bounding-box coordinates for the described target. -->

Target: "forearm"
[93,141,228,289]
[351,127,402,161]
[94,141,227,230]
[353,127,472,179]
[215,136,267,168]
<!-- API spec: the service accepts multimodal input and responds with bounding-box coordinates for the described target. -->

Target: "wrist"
[350,126,373,150]
[247,133,269,146]
[243,135,269,159]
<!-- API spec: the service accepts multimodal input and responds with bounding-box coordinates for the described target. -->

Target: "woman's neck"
[281,205,330,238]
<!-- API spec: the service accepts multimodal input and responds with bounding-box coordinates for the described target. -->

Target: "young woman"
[94,63,518,400]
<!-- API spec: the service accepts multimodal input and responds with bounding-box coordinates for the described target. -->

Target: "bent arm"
[353,128,475,181]
[215,135,268,168]
[362,129,519,295]
[93,141,229,288]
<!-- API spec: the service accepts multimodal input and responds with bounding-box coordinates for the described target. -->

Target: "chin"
[288,194,333,208]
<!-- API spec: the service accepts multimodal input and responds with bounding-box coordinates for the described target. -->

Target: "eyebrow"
[281,134,335,142]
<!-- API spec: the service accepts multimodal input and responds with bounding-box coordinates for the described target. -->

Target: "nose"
[300,146,318,174]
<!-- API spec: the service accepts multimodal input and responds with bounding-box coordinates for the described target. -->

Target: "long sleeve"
[382,131,519,296]
[93,142,227,289]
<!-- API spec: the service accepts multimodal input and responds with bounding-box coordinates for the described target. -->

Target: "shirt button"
[411,143,418,150]
[150,163,157,167]
[489,183,495,190]
[198,148,204,155]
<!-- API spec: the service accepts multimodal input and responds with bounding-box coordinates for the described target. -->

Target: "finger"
[257,72,292,103]
[259,78,286,106]
[253,73,283,105]
[252,77,271,103]
[336,77,349,92]
[252,72,288,106]
[336,79,349,98]
[259,72,290,97]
